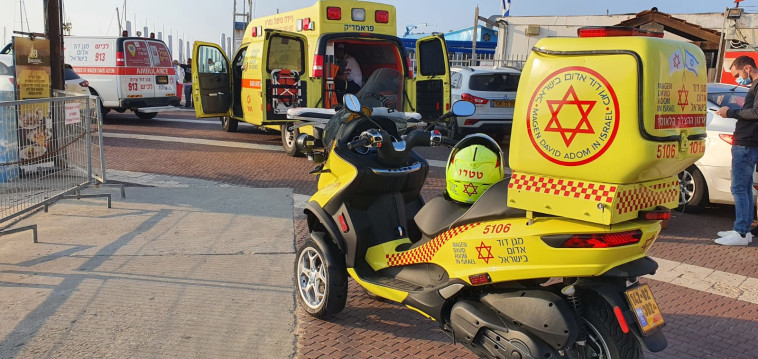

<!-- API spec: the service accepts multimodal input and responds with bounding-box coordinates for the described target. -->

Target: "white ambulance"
[64,36,179,119]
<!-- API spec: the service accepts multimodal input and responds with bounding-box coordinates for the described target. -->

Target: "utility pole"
[233,0,252,53]
[45,0,64,91]
[471,6,479,67]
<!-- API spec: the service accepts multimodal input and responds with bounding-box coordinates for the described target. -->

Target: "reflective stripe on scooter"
[386,222,481,267]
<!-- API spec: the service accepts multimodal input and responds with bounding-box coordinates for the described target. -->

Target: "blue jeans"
[731,145,758,234]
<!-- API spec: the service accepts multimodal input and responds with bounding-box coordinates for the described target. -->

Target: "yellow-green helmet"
[446,134,505,204]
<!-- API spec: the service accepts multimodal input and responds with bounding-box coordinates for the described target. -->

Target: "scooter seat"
[413,196,470,240]
[414,179,526,239]
[450,179,526,229]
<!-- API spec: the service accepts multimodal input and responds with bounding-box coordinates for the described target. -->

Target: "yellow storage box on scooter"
[508,29,707,225]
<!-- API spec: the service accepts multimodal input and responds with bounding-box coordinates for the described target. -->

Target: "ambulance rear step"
[136,106,180,113]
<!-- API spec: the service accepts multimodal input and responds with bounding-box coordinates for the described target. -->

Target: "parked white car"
[63,64,91,96]
[449,66,521,142]
[678,83,757,212]
[0,59,14,95]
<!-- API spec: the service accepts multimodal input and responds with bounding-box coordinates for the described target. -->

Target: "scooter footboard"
[574,276,667,352]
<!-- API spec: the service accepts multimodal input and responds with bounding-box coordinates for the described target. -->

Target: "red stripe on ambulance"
[72,66,175,76]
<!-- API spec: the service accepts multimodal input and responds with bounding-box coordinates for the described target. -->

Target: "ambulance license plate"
[491,99,515,108]
[156,76,169,84]
[624,284,664,334]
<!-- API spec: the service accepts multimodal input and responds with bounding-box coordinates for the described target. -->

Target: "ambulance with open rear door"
[191,0,451,156]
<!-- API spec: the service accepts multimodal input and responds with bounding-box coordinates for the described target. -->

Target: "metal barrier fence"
[0,93,108,238]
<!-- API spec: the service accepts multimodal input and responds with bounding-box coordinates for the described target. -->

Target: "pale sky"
[0,0,744,51]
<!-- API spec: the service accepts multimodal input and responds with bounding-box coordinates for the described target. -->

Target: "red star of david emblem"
[462,182,479,197]
[544,85,596,146]
[672,53,681,70]
[475,241,494,264]
[677,83,689,111]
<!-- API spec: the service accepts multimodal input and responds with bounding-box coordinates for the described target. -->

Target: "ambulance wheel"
[677,165,707,213]
[221,116,238,132]
[282,123,303,157]
[135,111,157,120]
[295,237,347,319]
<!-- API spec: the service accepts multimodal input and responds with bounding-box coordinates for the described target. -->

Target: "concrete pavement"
[0,173,297,359]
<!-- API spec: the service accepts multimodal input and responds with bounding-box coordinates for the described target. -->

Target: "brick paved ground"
[101,111,758,358]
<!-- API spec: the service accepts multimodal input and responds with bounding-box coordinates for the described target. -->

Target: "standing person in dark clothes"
[715,55,758,245]
[181,58,193,108]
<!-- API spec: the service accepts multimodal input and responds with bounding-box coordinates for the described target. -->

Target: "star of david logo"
[677,83,689,111]
[462,182,479,197]
[544,85,596,146]
[672,53,681,70]
[475,241,494,264]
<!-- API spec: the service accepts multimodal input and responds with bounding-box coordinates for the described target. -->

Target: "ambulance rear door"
[192,41,232,118]
[262,29,309,123]
[121,38,156,100]
[146,39,174,99]
[413,34,450,120]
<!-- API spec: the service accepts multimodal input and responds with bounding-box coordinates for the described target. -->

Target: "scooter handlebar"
[442,138,458,147]
[347,137,371,150]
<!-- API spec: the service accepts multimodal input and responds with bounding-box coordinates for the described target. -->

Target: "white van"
[65,36,179,119]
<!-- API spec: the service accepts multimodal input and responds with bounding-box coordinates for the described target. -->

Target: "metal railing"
[0,92,109,239]
[409,52,528,72]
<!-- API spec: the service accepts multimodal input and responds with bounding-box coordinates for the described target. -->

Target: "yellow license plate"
[625,284,664,334]
[491,99,515,108]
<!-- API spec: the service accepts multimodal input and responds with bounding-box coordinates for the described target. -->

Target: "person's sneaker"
[715,231,751,246]
[718,230,754,243]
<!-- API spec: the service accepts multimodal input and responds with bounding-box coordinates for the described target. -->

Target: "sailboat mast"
[19,0,24,33]
[117,7,122,34]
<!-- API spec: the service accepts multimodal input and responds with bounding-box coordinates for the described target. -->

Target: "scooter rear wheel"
[581,296,644,359]
[295,238,347,319]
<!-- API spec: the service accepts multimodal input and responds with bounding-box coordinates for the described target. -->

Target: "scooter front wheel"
[295,238,347,319]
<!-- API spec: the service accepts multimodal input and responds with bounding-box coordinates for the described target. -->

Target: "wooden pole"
[45,0,64,91]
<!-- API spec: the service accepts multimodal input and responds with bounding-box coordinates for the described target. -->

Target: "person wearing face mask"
[715,55,758,245]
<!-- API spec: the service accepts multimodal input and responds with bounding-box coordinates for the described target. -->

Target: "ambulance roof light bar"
[577,26,663,38]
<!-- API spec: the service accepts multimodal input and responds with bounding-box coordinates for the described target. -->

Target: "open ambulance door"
[192,41,232,119]
[413,34,450,121]
[262,30,309,123]
[262,30,310,156]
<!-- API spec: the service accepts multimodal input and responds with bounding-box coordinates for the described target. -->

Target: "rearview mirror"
[344,94,361,113]
[451,100,475,117]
